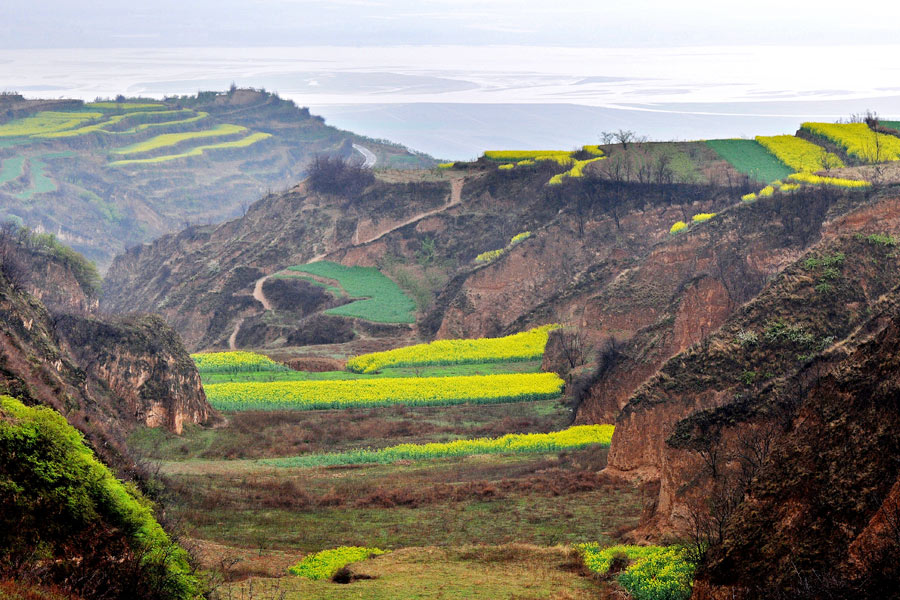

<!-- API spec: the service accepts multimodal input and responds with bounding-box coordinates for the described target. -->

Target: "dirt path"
[227,318,243,350]
[355,176,463,246]
[253,275,272,310]
[353,143,377,168]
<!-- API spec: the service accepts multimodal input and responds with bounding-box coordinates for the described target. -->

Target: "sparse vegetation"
[475,230,533,263]
[306,155,376,197]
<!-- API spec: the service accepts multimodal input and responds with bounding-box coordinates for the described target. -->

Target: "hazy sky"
[5,0,900,156]
[5,0,900,48]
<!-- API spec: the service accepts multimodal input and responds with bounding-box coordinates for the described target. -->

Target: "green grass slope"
[0,396,202,600]
[288,261,416,323]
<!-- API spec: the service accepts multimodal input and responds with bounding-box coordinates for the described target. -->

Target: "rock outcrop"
[0,227,211,452]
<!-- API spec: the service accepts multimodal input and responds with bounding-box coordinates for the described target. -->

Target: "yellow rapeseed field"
[205,372,565,411]
[346,324,558,373]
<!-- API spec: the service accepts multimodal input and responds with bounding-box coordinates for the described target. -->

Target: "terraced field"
[755,135,844,172]
[801,122,900,163]
[0,111,102,138]
[0,90,434,266]
[705,138,793,182]
[109,123,248,156]
[0,156,26,185]
[287,261,416,323]
[134,331,644,598]
[109,132,272,166]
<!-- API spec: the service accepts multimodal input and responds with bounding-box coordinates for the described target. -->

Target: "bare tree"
[600,129,646,151]
[558,328,588,370]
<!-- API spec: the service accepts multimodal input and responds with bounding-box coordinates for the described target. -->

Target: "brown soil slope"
[0,229,210,475]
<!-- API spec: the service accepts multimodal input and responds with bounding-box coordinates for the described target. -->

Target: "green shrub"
[617,546,695,600]
[288,547,386,580]
[857,233,898,247]
[577,544,695,600]
[734,329,759,347]
[0,396,202,598]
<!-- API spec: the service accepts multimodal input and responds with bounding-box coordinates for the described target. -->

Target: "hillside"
[0,227,216,596]
[690,251,900,598]
[0,223,212,457]
[103,147,754,353]
[0,89,433,267]
[0,396,202,599]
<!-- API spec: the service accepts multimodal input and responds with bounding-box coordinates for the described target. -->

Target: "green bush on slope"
[0,396,202,599]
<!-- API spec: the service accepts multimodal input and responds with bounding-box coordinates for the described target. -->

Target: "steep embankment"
[0,228,211,463]
[578,225,900,594]
[0,396,203,599]
[570,185,873,425]
[688,279,900,598]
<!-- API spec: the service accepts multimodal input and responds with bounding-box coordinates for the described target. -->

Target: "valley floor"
[131,363,641,599]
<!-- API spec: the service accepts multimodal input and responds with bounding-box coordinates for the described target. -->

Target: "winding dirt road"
[353,143,377,168]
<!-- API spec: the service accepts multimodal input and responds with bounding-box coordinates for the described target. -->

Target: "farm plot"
[85,102,165,110]
[801,122,900,163]
[192,350,289,374]
[263,424,614,467]
[109,123,248,156]
[0,111,102,138]
[347,324,556,373]
[705,138,792,182]
[142,324,638,599]
[115,110,208,134]
[0,156,26,186]
[755,135,844,172]
[203,372,565,411]
[108,132,271,165]
[287,261,416,323]
[12,152,74,200]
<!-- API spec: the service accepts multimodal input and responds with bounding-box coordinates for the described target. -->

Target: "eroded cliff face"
[690,295,900,598]
[603,232,900,538]
[573,187,870,425]
[0,231,211,443]
[54,314,209,434]
[429,178,745,341]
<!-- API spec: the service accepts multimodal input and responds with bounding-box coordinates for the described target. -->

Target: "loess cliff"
[0,226,211,457]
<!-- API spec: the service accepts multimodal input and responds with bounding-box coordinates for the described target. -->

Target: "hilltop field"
[0,89,433,266]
